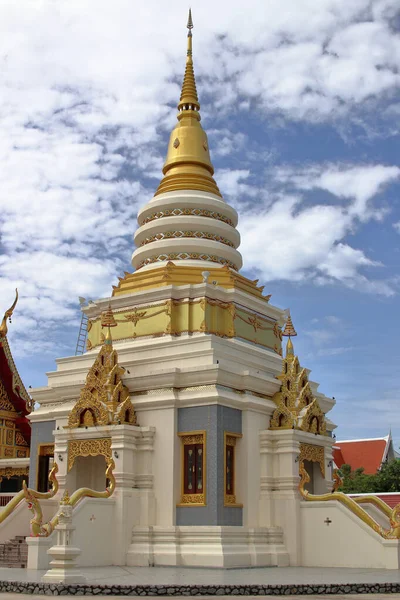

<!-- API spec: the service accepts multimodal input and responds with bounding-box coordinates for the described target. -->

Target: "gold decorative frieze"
[140,208,234,228]
[87,297,281,357]
[0,466,29,482]
[68,438,112,472]
[137,252,238,271]
[140,231,235,248]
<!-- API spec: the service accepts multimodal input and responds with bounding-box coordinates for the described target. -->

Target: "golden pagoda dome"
[131,11,242,273]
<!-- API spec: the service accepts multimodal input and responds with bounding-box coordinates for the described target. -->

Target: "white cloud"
[0,0,399,358]
[235,163,398,294]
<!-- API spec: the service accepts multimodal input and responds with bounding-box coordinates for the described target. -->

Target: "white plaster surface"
[301,501,400,569]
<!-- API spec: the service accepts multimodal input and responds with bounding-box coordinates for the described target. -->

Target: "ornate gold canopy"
[68,316,137,429]
[270,317,326,435]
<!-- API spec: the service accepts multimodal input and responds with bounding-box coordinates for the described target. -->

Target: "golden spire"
[0,289,18,339]
[155,10,221,197]
[178,9,199,112]
[282,311,297,358]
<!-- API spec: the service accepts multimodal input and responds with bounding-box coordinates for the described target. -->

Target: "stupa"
[1,12,398,571]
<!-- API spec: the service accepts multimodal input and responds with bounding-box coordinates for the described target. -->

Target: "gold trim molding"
[224,432,242,507]
[68,438,112,472]
[178,430,206,506]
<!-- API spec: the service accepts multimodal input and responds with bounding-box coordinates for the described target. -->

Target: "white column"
[42,501,86,583]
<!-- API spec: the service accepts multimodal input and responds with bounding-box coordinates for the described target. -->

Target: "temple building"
[0,292,31,493]
[1,12,399,572]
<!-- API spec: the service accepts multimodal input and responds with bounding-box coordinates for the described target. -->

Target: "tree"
[338,464,377,493]
[338,459,400,494]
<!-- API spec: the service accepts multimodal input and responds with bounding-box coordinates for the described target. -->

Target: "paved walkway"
[0,565,400,585]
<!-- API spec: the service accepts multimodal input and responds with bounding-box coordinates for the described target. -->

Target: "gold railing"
[23,459,116,537]
[299,463,400,539]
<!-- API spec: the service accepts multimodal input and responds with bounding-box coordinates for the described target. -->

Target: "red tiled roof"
[0,337,31,444]
[333,439,388,475]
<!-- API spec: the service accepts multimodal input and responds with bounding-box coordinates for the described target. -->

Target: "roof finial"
[178,9,199,112]
[282,311,297,338]
[101,303,117,347]
[0,289,18,339]
[187,8,193,32]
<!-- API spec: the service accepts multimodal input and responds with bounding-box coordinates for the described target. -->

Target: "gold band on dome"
[137,252,239,271]
[141,208,234,227]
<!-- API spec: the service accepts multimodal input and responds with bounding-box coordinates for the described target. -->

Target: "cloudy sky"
[1,0,399,444]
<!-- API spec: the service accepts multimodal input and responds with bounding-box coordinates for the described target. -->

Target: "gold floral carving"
[180,433,204,445]
[270,345,327,434]
[179,494,205,504]
[39,444,54,457]
[299,443,325,477]
[68,438,112,472]
[15,432,28,446]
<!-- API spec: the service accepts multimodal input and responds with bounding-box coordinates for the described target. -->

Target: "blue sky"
[0,0,399,445]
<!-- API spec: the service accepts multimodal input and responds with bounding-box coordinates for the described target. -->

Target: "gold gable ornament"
[270,313,326,435]
[68,306,137,429]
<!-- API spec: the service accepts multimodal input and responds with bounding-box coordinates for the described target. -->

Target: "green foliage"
[338,459,400,493]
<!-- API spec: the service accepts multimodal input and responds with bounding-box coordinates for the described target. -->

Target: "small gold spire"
[60,489,71,505]
[286,337,294,357]
[0,289,18,339]
[155,11,221,198]
[282,311,297,337]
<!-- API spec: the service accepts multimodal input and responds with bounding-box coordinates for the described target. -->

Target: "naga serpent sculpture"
[23,459,116,537]
[0,463,59,527]
[299,462,400,539]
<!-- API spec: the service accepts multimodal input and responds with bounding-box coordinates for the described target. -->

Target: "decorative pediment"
[270,317,326,435]
[67,312,137,429]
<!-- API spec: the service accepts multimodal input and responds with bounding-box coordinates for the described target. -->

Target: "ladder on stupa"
[75,298,88,355]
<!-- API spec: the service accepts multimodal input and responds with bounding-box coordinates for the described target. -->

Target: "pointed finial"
[282,311,297,338]
[187,8,193,31]
[286,337,294,358]
[0,289,18,338]
[178,9,200,112]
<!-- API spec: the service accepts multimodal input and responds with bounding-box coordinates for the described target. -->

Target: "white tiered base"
[127,526,290,568]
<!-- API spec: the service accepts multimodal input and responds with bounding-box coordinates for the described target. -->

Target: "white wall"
[136,407,177,526]
[301,500,400,569]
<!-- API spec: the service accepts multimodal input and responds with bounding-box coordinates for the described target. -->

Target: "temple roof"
[0,291,32,444]
[333,434,393,475]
